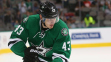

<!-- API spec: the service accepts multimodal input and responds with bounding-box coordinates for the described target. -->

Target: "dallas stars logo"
[61,28,68,36]
[31,41,52,57]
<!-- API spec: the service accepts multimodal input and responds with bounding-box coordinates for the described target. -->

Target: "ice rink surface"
[0,47,111,62]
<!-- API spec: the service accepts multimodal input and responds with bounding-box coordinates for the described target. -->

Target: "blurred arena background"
[0,0,111,62]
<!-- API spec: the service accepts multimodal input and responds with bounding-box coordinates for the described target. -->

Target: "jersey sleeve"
[52,28,71,62]
[8,17,29,57]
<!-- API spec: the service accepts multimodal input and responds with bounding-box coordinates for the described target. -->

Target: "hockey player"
[8,1,71,62]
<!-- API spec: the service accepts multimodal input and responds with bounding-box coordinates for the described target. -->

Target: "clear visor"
[42,16,59,23]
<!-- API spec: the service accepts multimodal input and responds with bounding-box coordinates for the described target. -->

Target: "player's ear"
[40,14,42,20]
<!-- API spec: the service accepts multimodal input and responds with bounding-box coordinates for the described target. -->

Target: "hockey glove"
[23,46,40,62]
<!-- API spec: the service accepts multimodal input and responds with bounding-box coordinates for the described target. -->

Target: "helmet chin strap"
[43,23,46,27]
[41,20,48,28]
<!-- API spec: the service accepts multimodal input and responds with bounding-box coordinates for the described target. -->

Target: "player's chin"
[49,26,54,29]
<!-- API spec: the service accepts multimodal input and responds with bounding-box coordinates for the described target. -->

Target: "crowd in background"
[0,0,111,31]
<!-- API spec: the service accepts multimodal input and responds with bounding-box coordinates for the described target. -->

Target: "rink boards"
[0,27,111,54]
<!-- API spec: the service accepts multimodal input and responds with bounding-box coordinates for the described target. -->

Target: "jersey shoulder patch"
[23,17,28,23]
[61,28,68,36]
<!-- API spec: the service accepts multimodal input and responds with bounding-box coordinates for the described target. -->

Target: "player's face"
[45,18,56,29]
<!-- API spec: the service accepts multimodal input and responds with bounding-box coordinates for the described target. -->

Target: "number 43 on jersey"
[14,25,24,35]
[62,41,71,51]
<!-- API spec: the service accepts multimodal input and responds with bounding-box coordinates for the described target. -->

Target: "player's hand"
[23,46,40,62]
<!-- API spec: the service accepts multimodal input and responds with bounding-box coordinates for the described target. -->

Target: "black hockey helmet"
[39,1,59,18]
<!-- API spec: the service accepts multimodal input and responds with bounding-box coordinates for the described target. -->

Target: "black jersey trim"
[8,41,17,46]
